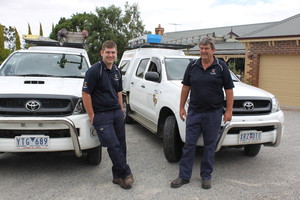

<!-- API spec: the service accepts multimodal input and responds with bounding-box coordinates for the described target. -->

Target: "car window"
[119,60,130,75]
[165,58,195,80]
[0,52,89,77]
[136,58,149,78]
[165,58,240,82]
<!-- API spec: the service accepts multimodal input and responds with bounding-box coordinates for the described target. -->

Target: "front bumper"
[215,120,283,152]
[0,115,99,157]
[177,110,285,150]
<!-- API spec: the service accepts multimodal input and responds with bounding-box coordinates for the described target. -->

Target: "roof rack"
[127,43,195,50]
[23,29,88,49]
[24,39,85,49]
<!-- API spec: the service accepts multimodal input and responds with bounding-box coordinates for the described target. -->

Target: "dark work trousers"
[93,109,131,179]
[179,108,222,180]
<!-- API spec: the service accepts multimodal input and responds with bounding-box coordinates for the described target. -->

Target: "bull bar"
[0,117,82,157]
[216,120,283,152]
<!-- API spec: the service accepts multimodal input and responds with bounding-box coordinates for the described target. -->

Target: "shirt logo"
[82,81,88,89]
[210,69,217,75]
[114,74,119,81]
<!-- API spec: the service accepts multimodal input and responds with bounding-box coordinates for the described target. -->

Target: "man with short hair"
[171,37,234,189]
[82,40,134,189]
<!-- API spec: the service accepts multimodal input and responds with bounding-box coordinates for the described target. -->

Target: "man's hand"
[88,113,94,124]
[223,110,232,123]
[180,108,187,121]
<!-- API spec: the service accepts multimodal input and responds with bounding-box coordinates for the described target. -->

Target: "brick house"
[155,13,300,107]
[237,13,300,107]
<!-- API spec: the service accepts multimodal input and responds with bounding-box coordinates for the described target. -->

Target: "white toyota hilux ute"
[0,45,101,165]
[119,43,284,162]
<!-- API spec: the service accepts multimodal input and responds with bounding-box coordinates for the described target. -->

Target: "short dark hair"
[102,40,117,50]
[199,37,215,50]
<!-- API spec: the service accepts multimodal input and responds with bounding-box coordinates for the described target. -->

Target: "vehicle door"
[129,58,150,115]
[140,57,162,122]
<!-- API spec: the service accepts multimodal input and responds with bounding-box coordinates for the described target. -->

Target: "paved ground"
[0,108,299,200]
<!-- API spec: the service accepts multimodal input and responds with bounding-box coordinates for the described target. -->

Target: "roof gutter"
[236,35,300,42]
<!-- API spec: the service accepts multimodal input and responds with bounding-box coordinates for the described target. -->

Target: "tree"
[28,23,32,35]
[3,26,15,50]
[122,2,149,41]
[0,24,5,62]
[50,3,148,64]
[39,22,43,36]
[15,28,21,50]
[0,25,13,63]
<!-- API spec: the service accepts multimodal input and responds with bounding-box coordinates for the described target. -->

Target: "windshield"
[0,52,89,78]
[165,58,239,81]
[165,58,196,80]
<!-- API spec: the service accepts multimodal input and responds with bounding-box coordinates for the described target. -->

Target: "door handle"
[131,82,134,85]
[141,85,145,88]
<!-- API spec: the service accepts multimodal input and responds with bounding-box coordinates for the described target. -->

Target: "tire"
[163,115,183,162]
[87,145,102,165]
[244,144,261,157]
[123,101,134,124]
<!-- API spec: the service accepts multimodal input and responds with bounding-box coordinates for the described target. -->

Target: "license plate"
[15,136,49,149]
[239,130,262,144]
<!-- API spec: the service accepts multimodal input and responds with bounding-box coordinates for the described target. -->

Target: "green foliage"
[0,25,12,63]
[50,3,149,64]
[227,58,245,81]
[39,22,43,36]
[28,23,32,35]
[15,28,21,50]
[0,24,5,62]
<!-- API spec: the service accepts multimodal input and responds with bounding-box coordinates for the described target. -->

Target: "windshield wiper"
[19,74,56,77]
[61,75,84,78]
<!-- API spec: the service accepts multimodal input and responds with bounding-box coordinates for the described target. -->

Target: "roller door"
[259,55,300,107]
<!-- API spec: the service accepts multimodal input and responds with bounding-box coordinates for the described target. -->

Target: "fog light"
[91,127,97,137]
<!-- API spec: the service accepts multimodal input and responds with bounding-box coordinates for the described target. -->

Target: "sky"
[0,0,299,39]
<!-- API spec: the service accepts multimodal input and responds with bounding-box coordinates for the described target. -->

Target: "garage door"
[259,55,300,107]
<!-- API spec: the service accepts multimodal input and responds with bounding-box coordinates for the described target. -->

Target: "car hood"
[169,80,274,98]
[0,76,83,97]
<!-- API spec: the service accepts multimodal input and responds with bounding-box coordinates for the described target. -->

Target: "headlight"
[271,97,280,112]
[73,99,86,114]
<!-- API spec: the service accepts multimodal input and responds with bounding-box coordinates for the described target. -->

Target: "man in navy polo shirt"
[171,37,234,189]
[82,40,134,189]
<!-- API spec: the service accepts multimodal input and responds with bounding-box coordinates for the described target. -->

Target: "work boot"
[112,177,132,189]
[170,177,190,188]
[202,179,211,189]
[124,174,134,188]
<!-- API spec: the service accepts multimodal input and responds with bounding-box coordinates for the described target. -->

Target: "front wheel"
[86,145,102,165]
[244,144,261,157]
[163,115,183,162]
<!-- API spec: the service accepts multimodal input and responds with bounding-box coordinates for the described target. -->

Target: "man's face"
[100,47,117,65]
[200,44,215,60]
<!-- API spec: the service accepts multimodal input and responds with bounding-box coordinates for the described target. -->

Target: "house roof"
[162,22,274,43]
[161,22,276,55]
[154,13,300,55]
[238,13,300,39]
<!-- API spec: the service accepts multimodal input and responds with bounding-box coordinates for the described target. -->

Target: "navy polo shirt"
[182,57,234,112]
[82,61,122,112]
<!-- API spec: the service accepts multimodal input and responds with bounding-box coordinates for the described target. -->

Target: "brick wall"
[245,40,300,86]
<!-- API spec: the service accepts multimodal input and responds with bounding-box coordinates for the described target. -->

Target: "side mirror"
[145,72,160,82]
